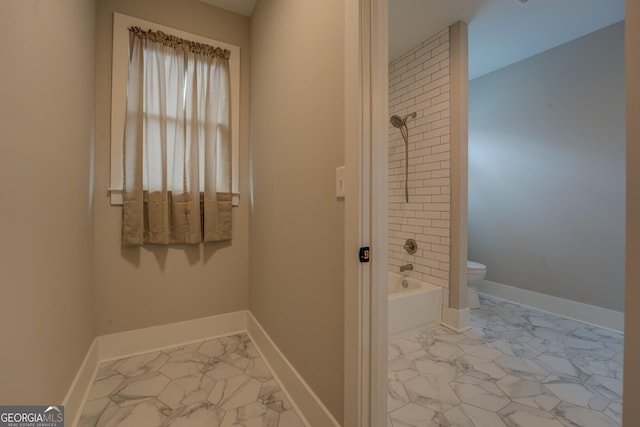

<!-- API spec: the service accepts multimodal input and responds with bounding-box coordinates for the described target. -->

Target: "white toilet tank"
[467,260,487,309]
[467,260,487,283]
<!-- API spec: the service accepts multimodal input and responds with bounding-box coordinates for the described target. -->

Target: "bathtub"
[388,272,442,335]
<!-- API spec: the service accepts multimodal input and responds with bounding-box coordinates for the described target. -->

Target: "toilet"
[467,260,487,309]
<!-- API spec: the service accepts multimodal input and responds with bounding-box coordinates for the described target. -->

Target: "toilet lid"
[467,260,486,271]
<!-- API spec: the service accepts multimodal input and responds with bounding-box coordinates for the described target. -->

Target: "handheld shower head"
[389,112,417,128]
[390,112,416,204]
[390,114,405,128]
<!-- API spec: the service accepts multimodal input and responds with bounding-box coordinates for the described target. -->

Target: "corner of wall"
[448,21,469,311]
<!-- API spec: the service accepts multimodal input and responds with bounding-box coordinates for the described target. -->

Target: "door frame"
[344,0,388,425]
[347,1,640,426]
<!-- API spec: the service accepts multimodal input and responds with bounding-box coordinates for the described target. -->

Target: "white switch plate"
[336,166,345,198]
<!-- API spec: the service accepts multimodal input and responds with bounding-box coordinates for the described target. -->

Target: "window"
[110,12,240,206]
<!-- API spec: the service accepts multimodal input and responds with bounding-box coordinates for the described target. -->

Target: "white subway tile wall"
[389,28,451,304]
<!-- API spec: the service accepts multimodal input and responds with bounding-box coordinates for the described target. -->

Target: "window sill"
[108,189,240,207]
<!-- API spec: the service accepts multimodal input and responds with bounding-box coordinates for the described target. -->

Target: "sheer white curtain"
[122,28,231,245]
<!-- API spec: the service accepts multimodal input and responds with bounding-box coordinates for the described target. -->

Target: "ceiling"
[198,0,257,17]
[199,0,624,80]
[389,0,625,79]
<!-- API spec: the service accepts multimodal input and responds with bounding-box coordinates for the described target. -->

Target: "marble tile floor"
[78,333,304,427]
[388,295,623,427]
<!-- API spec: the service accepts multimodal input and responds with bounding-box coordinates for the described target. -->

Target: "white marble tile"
[159,352,210,379]
[414,358,459,381]
[587,374,623,403]
[572,356,622,380]
[457,343,502,361]
[489,339,541,360]
[563,336,607,351]
[216,352,253,371]
[389,403,437,427]
[496,375,560,412]
[534,354,585,380]
[498,402,564,427]
[403,376,460,413]
[493,306,529,326]
[208,374,262,411]
[389,343,402,358]
[115,352,169,378]
[162,342,203,358]
[278,409,305,427]
[236,336,260,359]
[102,399,171,427]
[388,368,420,383]
[87,372,126,401]
[96,360,124,381]
[552,402,620,427]
[157,373,216,409]
[428,328,467,344]
[444,403,507,427]
[530,327,567,344]
[604,402,622,425]
[220,402,279,427]
[426,342,465,361]
[494,354,549,381]
[245,357,273,381]
[387,295,622,427]
[454,355,508,381]
[450,376,509,412]
[162,401,224,427]
[543,380,610,411]
[259,380,293,413]
[527,315,560,329]
[80,333,298,427]
[205,360,245,381]
[109,372,172,406]
[547,318,582,333]
[388,357,417,373]
[198,335,242,358]
[388,380,410,412]
[389,338,426,357]
[78,397,120,427]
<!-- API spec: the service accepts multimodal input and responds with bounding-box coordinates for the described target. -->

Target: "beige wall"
[625,1,640,425]
[249,0,345,422]
[94,0,251,334]
[0,0,97,403]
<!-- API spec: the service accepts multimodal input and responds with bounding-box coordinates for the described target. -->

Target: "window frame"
[109,12,240,206]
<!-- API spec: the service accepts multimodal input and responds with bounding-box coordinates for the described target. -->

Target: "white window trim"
[109,12,240,206]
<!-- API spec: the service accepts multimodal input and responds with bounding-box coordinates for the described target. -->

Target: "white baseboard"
[97,310,247,361]
[247,312,340,427]
[64,310,336,427]
[479,280,624,333]
[63,338,99,427]
[441,306,471,332]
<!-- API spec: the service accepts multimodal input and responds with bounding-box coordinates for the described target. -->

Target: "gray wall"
[468,22,625,311]
[0,0,97,403]
[249,0,345,421]
[94,0,251,334]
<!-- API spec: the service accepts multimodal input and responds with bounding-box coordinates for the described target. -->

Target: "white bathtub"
[388,272,442,335]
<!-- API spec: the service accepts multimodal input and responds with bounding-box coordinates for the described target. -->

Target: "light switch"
[336,166,345,198]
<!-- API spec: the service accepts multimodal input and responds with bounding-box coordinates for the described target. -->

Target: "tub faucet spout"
[400,263,413,272]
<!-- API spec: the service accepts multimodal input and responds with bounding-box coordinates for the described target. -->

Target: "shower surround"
[388,27,452,306]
